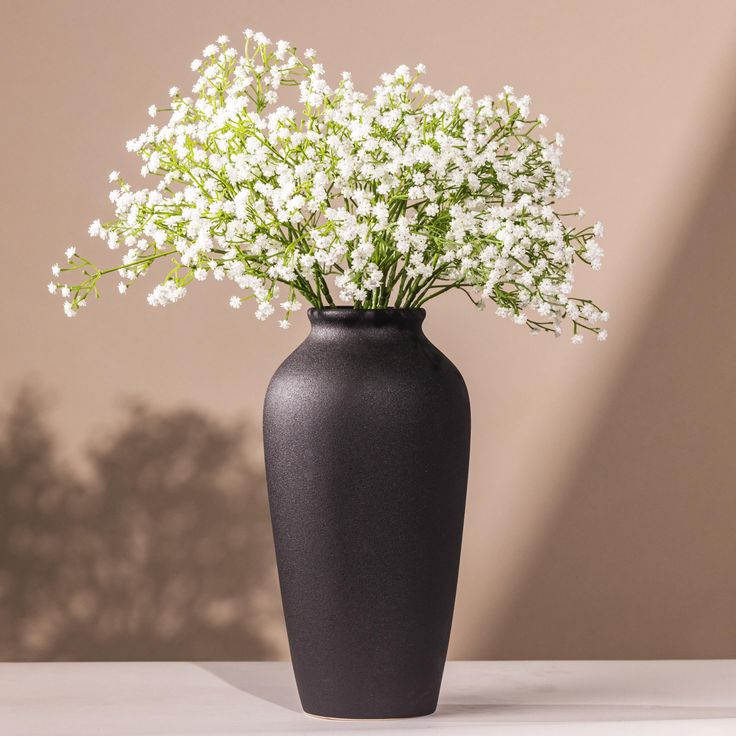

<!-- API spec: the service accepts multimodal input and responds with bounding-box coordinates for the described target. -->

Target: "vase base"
[304,709,436,721]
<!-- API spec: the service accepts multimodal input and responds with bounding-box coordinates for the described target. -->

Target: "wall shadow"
[484,107,736,659]
[0,388,282,661]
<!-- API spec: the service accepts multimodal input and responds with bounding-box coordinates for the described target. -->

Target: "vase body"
[263,308,470,719]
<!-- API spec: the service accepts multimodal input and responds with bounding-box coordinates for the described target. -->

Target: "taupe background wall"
[1,0,735,661]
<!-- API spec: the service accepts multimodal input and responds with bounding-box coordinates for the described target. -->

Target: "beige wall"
[1,0,735,660]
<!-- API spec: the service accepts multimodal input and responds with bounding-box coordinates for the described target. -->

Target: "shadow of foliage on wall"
[0,387,282,661]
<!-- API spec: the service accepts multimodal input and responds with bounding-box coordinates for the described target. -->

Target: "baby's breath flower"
[65,246,76,260]
[147,282,186,306]
[49,30,606,340]
[256,302,274,320]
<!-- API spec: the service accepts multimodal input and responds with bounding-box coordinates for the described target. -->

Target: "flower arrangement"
[49,30,607,342]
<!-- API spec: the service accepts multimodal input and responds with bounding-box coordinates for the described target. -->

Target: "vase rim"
[307,307,426,326]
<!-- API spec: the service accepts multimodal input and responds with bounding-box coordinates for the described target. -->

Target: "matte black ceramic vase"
[263,307,471,719]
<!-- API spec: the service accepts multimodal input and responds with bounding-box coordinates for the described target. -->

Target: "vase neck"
[307,308,426,337]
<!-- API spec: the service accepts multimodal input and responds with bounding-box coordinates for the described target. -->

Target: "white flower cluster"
[50,30,607,341]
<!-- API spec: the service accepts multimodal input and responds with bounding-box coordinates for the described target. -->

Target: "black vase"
[263,307,471,719]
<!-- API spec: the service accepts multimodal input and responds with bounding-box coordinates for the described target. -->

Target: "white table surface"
[1,661,735,735]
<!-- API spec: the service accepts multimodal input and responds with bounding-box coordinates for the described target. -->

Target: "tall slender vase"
[263,307,471,719]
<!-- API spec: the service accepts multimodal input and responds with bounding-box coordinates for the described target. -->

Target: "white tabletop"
[1,661,735,735]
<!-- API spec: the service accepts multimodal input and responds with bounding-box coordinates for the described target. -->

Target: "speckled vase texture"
[263,307,471,719]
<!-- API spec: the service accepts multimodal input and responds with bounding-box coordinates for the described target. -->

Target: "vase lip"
[307,306,426,327]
